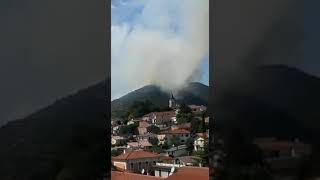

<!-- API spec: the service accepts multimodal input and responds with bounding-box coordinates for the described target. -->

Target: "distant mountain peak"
[111,82,208,118]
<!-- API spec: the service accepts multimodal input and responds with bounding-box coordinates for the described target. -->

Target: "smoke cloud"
[111,0,209,99]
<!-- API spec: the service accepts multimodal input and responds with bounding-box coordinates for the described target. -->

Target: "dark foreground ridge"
[0,79,110,180]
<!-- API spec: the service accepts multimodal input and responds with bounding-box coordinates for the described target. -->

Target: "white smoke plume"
[111,0,209,99]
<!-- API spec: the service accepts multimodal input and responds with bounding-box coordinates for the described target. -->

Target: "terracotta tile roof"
[143,111,176,117]
[196,132,209,138]
[160,128,190,134]
[112,171,165,180]
[177,123,191,129]
[112,150,161,161]
[167,167,209,180]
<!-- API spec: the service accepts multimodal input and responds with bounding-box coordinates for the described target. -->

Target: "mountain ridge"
[111,82,209,118]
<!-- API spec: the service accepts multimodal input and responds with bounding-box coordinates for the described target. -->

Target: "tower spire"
[169,91,176,108]
[171,91,175,99]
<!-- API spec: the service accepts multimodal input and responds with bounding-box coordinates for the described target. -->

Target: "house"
[143,111,176,126]
[127,140,153,150]
[111,118,123,126]
[166,166,209,180]
[194,137,206,151]
[159,129,191,144]
[170,123,191,131]
[177,156,202,166]
[157,134,167,145]
[111,171,165,180]
[112,125,122,135]
[138,121,151,135]
[154,159,183,178]
[154,165,173,178]
[188,105,207,113]
[127,118,140,125]
[112,150,163,174]
[111,136,127,146]
[176,123,191,130]
[137,133,158,141]
[193,132,209,151]
[164,145,188,157]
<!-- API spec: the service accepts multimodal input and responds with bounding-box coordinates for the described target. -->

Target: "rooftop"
[188,105,206,109]
[143,111,176,117]
[167,166,209,180]
[165,145,187,152]
[178,156,201,164]
[112,136,126,140]
[127,140,152,148]
[160,129,190,135]
[111,171,165,180]
[112,150,161,161]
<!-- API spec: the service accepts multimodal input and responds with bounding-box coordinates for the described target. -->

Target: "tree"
[148,137,159,146]
[150,145,163,153]
[126,100,159,119]
[176,113,193,124]
[111,149,122,157]
[167,135,180,147]
[193,140,209,167]
[147,125,160,134]
[119,124,138,136]
[197,120,206,133]
[190,119,201,133]
[185,137,194,154]
[179,103,192,114]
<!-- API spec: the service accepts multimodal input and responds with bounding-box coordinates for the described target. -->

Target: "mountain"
[0,79,110,180]
[215,64,320,143]
[111,82,209,118]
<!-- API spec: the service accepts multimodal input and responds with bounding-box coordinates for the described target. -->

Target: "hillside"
[0,79,110,180]
[111,82,209,118]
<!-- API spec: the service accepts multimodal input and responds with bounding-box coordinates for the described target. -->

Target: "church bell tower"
[169,92,176,109]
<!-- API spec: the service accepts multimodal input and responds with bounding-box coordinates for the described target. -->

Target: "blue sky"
[111,0,209,99]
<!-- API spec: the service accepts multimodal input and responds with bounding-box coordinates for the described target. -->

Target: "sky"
[111,0,209,100]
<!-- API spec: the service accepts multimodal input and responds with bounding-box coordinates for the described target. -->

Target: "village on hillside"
[110,93,210,179]
[110,92,314,180]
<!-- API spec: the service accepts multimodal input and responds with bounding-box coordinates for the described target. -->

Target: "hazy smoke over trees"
[111,0,209,99]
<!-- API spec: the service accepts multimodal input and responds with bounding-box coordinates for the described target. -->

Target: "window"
[130,163,133,169]
[181,140,185,143]
[139,162,142,169]
[159,170,162,177]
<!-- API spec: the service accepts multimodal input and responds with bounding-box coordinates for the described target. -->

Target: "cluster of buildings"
[111,93,210,179]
